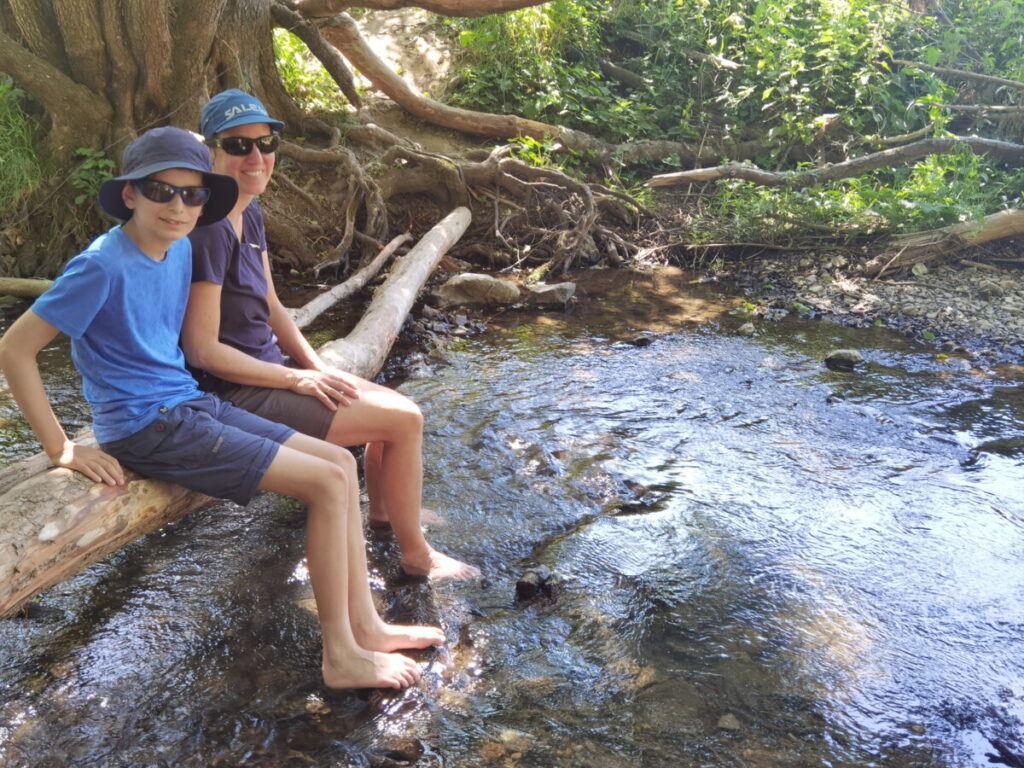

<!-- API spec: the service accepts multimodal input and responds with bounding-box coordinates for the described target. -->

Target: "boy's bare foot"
[355,621,446,653]
[401,547,480,581]
[323,650,422,690]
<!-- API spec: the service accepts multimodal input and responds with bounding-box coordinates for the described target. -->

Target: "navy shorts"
[211,381,334,441]
[100,393,296,505]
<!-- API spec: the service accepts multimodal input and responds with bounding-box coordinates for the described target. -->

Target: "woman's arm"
[182,260,357,408]
[261,251,360,398]
[182,279,296,389]
[0,311,124,485]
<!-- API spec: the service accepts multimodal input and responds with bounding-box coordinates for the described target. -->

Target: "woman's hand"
[50,441,125,486]
[287,368,361,409]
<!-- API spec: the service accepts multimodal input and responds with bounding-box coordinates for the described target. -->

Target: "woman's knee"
[390,395,423,435]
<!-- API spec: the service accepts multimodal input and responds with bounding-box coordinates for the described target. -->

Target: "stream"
[1,268,1022,767]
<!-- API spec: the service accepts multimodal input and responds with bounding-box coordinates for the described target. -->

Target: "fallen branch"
[864,208,1024,276]
[319,207,471,376]
[647,136,1024,188]
[893,59,1024,91]
[0,208,471,619]
[290,231,411,328]
[0,278,52,298]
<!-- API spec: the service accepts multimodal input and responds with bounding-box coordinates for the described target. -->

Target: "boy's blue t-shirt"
[31,226,201,443]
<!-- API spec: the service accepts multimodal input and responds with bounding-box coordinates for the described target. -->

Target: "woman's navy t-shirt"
[188,201,286,388]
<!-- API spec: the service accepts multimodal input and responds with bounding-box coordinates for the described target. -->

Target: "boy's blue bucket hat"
[98,126,238,226]
[200,89,285,139]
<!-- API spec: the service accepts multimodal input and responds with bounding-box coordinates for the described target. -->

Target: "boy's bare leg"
[259,435,421,689]
[325,382,479,581]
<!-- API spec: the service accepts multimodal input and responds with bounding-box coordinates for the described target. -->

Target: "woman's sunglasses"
[133,180,211,206]
[206,134,280,157]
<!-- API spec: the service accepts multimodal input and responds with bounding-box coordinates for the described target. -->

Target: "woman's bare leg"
[325,380,478,580]
[337,445,446,651]
[259,434,425,688]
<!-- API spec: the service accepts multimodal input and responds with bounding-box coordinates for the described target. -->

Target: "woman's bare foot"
[323,649,422,690]
[401,547,480,581]
[367,507,444,531]
[354,620,446,653]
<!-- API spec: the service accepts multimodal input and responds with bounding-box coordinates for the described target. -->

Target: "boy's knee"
[314,458,351,498]
[334,445,357,475]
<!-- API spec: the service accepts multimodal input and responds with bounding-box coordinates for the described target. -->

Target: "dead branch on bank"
[892,60,1024,91]
[0,209,470,620]
[863,209,1024,277]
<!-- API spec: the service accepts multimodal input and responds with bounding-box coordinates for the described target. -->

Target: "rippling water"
[1,269,1022,766]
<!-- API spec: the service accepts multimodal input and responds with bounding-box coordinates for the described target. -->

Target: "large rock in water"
[825,348,865,371]
[526,282,576,307]
[435,273,521,307]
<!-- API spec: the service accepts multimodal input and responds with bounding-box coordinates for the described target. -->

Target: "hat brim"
[99,165,238,227]
[208,114,285,138]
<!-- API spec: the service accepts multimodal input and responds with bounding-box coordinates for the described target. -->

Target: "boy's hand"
[50,441,126,486]
[287,368,360,410]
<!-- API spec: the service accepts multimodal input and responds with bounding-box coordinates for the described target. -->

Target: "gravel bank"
[735,253,1024,364]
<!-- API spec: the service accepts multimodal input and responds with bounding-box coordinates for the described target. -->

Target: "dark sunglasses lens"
[139,180,174,203]
[256,134,280,153]
[219,135,278,155]
[180,186,211,206]
[137,181,210,206]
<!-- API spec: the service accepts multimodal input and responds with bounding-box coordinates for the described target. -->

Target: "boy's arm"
[0,310,125,486]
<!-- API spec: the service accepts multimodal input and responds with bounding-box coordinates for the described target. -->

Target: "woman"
[182,89,477,581]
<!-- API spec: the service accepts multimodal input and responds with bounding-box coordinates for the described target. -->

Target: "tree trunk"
[0,0,286,277]
[0,207,470,619]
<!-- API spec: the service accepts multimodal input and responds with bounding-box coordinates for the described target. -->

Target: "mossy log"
[0,207,471,619]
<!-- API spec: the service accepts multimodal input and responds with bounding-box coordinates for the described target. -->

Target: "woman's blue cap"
[200,89,285,139]
[97,126,238,226]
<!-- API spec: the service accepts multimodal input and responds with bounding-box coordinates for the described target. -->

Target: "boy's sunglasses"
[206,134,280,156]
[133,179,211,206]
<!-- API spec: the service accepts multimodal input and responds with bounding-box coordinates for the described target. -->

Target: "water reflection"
[2,272,1023,766]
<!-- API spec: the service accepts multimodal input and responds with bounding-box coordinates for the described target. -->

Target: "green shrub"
[0,76,42,211]
[274,29,349,112]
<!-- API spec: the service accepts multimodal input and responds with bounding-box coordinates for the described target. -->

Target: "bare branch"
[647,136,1024,189]
[894,59,1024,91]
[272,2,361,108]
[295,0,549,18]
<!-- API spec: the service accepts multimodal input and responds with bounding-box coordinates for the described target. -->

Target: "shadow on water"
[1,268,1023,766]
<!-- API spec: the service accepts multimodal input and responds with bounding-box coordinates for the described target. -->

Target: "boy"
[0,127,444,689]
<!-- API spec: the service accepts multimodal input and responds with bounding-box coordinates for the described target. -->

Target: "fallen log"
[0,278,53,299]
[863,208,1024,277]
[0,207,471,619]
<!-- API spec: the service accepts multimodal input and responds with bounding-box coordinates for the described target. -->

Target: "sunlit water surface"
[1,269,1022,767]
